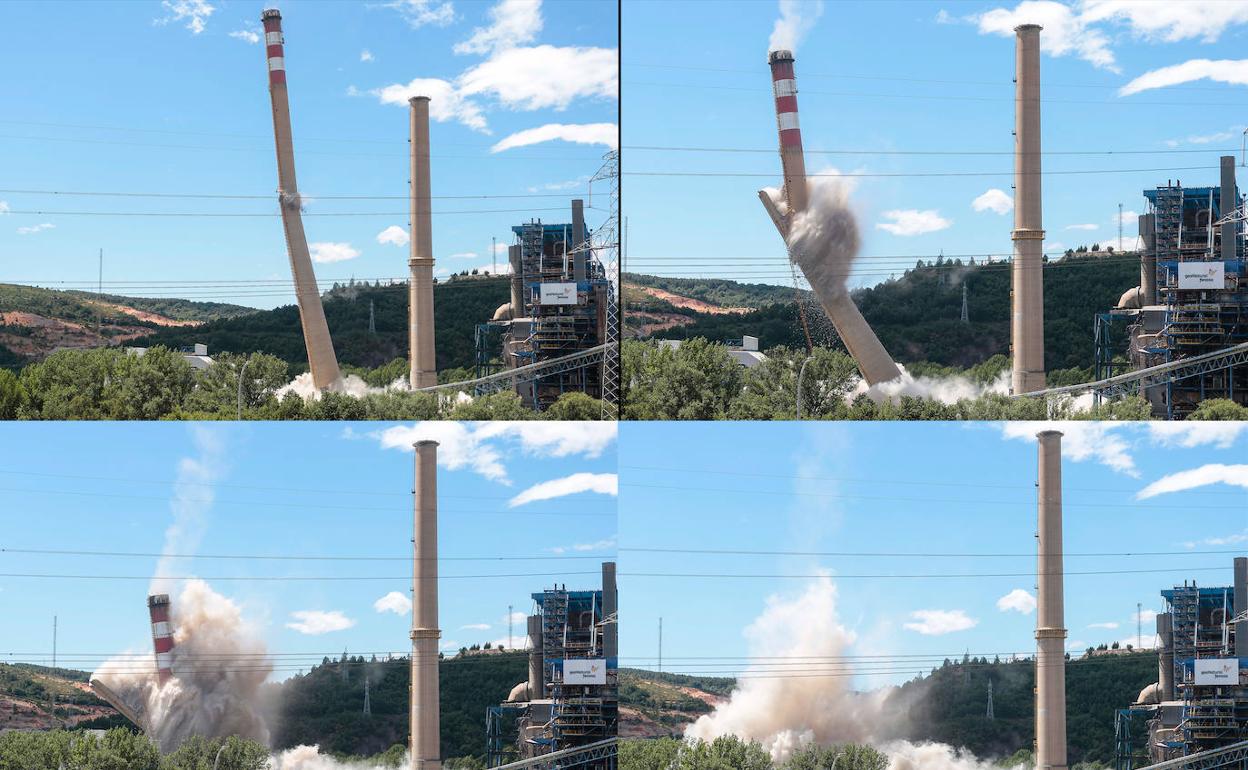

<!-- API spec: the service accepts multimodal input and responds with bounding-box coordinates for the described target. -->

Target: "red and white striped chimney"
[768,49,808,215]
[261,10,286,87]
[147,594,175,685]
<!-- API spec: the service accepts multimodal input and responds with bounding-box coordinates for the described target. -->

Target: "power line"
[626,165,1216,179]
[0,548,611,562]
[0,571,601,582]
[0,187,590,201]
[620,546,1240,559]
[625,144,1239,157]
[0,206,578,218]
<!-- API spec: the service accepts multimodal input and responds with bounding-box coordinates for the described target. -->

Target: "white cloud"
[972,188,1013,215]
[377,225,410,247]
[383,0,456,28]
[1147,422,1246,449]
[228,28,260,44]
[1066,223,1099,231]
[372,78,489,133]
[360,49,375,62]
[1089,621,1120,629]
[903,609,978,636]
[373,591,411,615]
[1137,464,1248,499]
[287,610,356,635]
[935,9,955,24]
[996,588,1037,614]
[551,536,617,555]
[156,0,215,34]
[504,610,527,625]
[1175,128,1241,145]
[1134,608,1159,624]
[976,1,1118,72]
[455,0,542,55]
[769,0,825,53]
[508,472,618,508]
[1200,531,1248,546]
[450,252,479,259]
[376,422,510,482]
[309,242,361,264]
[876,209,952,236]
[1081,0,1248,44]
[1121,59,1248,96]
[461,623,491,630]
[492,123,618,153]
[16,223,54,235]
[474,423,617,459]
[0,201,9,214]
[1000,422,1139,476]
[457,45,618,111]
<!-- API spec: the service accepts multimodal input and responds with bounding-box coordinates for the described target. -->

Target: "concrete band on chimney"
[410,440,441,770]
[1011,24,1047,395]
[1035,430,1068,770]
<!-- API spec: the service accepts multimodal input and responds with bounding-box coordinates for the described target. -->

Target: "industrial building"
[1100,157,1248,418]
[1114,558,1248,767]
[486,562,618,769]
[476,202,613,410]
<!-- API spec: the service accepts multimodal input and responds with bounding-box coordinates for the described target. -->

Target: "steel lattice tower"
[587,150,620,420]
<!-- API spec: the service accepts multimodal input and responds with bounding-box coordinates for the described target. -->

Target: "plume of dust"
[767,174,861,306]
[685,576,1013,769]
[152,427,227,595]
[270,746,407,769]
[850,365,1011,405]
[276,373,472,405]
[93,579,273,749]
[768,0,825,53]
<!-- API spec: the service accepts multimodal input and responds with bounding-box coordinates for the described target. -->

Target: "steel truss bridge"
[417,344,610,398]
[1136,740,1248,770]
[492,738,618,770]
[1013,341,1248,405]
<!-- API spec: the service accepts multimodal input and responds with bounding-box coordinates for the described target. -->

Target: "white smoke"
[93,580,273,749]
[767,173,862,306]
[768,0,825,53]
[277,373,472,406]
[152,427,228,594]
[686,576,1014,768]
[270,745,406,769]
[850,364,1011,405]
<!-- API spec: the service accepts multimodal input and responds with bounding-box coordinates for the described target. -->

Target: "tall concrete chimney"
[762,50,901,385]
[602,561,617,660]
[261,9,341,391]
[508,244,523,318]
[410,440,441,770]
[1157,612,1174,700]
[527,615,544,699]
[1035,430,1067,770]
[408,97,438,389]
[572,199,588,283]
[1234,557,1247,658]
[1221,156,1238,263]
[1011,24,1046,395]
[1138,213,1157,305]
[147,594,174,685]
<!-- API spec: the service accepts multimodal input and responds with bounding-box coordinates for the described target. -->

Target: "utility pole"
[96,248,103,337]
[492,236,497,276]
[52,616,57,669]
[508,604,513,649]
[364,677,371,716]
[1119,203,1124,252]
[368,300,376,334]
[1138,602,1143,649]
[986,679,995,720]
[960,283,969,324]
[658,617,663,674]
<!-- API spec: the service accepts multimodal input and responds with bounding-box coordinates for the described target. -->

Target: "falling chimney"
[147,594,175,686]
[761,50,900,385]
[410,440,441,770]
[261,9,341,391]
[1035,430,1067,770]
[1011,24,1046,395]
[408,97,438,389]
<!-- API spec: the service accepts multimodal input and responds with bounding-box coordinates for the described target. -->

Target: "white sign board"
[539,282,578,305]
[562,659,607,685]
[1177,262,1225,290]
[1193,658,1237,685]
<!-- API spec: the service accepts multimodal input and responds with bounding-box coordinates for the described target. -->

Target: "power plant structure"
[1114,557,1248,768]
[261,8,342,392]
[408,97,438,390]
[475,200,613,410]
[1098,156,1248,419]
[1035,430,1068,770]
[1012,24,1047,395]
[486,562,618,769]
[758,49,901,387]
[411,440,442,770]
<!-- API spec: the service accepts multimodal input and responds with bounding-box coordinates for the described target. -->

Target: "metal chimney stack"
[261,9,341,391]
[1234,557,1247,657]
[1221,156,1238,263]
[147,594,175,685]
[1035,430,1068,770]
[762,50,901,386]
[572,199,588,283]
[410,440,441,770]
[408,97,438,389]
[1011,24,1046,395]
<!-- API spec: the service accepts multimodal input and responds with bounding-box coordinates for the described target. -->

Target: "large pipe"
[1221,156,1237,263]
[1035,430,1067,770]
[1012,24,1046,395]
[527,614,544,699]
[410,441,441,770]
[147,594,174,686]
[602,561,617,660]
[1139,213,1157,305]
[762,50,900,385]
[1235,557,1247,658]
[1157,612,1174,701]
[572,199,588,283]
[261,9,341,391]
[408,97,438,389]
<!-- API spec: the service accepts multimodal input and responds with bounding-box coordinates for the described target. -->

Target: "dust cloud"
[851,365,1011,405]
[270,746,406,769]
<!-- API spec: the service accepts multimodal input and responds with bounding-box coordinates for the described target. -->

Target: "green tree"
[1188,398,1248,420]
[185,352,289,415]
[449,391,533,420]
[623,339,743,420]
[545,392,608,420]
[0,368,26,419]
[161,735,268,770]
[103,347,196,420]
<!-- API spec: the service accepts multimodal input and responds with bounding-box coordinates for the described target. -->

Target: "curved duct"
[1117,287,1143,310]
[507,681,530,703]
[1135,682,1162,706]
[493,302,513,322]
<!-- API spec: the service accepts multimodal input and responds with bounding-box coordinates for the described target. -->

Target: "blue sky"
[619,421,1248,688]
[0,421,617,680]
[0,0,617,308]
[623,0,1248,290]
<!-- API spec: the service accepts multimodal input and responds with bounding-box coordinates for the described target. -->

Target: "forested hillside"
[630,251,1140,372]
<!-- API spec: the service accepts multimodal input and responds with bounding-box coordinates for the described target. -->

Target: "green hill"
[629,250,1140,372]
[623,651,1158,765]
[0,284,254,327]
[134,279,509,374]
[626,274,805,311]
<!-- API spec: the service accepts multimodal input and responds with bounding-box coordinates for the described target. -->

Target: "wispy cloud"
[360,49,375,62]
[876,209,952,236]
[455,0,542,55]
[287,610,356,635]
[999,422,1139,477]
[508,472,617,507]
[228,28,260,44]
[1089,621,1120,629]
[1066,223,1099,231]
[1137,464,1248,499]
[550,536,617,555]
[1147,423,1246,449]
[1121,59,1248,96]
[155,0,216,34]
[904,609,978,636]
[492,123,617,153]
[16,223,55,235]
[381,0,456,29]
